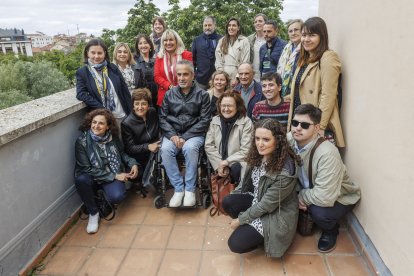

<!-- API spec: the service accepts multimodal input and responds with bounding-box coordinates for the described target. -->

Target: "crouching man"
[288,104,361,252]
[159,60,211,207]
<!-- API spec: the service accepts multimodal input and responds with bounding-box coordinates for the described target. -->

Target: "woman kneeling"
[75,109,139,234]
[222,118,300,257]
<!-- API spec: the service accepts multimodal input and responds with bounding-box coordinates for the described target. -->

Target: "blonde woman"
[154,29,192,106]
[112,42,146,94]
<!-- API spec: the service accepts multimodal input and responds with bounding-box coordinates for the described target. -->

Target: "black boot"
[318,224,339,253]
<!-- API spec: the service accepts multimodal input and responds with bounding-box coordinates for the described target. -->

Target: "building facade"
[0,28,33,56]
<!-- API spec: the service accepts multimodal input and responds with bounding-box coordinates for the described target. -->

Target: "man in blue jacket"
[233,63,265,119]
[259,20,287,75]
[191,16,222,90]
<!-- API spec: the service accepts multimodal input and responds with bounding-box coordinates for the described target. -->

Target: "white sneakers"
[169,191,196,207]
[183,191,196,207]
[86,212,99,234]
[169,192,184,207]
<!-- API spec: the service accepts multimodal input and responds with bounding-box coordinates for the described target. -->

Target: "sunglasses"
[291,119,314,129]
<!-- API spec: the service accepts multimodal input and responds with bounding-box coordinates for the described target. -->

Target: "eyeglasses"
[291,119,314,129]
[220,104,235,109]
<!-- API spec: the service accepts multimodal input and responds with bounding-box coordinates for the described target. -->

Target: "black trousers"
[222,193,264,254]
[309,201,356,235]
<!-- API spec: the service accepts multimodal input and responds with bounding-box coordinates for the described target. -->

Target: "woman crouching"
[222,118,300,257]
[75,109,139,234]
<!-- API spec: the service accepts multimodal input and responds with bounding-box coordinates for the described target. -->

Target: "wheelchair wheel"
[202,194,211,209]
[153,195,165,209]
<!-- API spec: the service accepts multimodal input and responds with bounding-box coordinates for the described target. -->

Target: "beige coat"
[287,50,345,147]
[205,115,253,179]
[287,133,360,206]
[215,35,250,81]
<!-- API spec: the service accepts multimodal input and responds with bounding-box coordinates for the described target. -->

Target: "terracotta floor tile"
[123,191,154,206]
[167,225,205,250]
[77,248,127,275]
[112,205,149,225]
[326,230,358,254]
[242,249,284,275]
[132,225,172,249]
[327,255,371,276]
[64,222,107,247]
[287,233,318,254]
[199,251,240,276]
[56,222,79,247]
[143,207,176,225]
[283,254,328,276]
[174,208,209,226]
[158,250,201,276]
[39,246,91,275]
[203,226,233,251]
[207,213,232,226]
[97,225,138,248]
[117,249,163,276]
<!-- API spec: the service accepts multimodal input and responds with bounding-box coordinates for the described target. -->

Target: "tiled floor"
[35,191,372,276]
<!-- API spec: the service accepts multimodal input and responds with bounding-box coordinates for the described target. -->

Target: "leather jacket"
[159,83,211,140]
[121,107,159,163]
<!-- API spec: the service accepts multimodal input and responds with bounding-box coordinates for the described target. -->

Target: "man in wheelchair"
[159,60,211,207]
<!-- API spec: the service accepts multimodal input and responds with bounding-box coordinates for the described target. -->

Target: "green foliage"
[104,0,160,53]
[0,60,70,109]
[0,89,33,110]
[164,0,286,48]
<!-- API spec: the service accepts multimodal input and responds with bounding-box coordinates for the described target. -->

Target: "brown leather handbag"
[209,171,235,216]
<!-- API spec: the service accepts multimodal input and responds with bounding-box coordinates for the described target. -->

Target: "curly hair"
[245,119,301,173]
[79,108,119,137]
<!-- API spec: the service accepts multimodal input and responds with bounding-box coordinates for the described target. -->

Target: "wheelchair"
[152,146,212,209]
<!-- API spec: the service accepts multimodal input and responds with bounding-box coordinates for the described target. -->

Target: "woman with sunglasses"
[287,17,345,147]
[222,119,300,257]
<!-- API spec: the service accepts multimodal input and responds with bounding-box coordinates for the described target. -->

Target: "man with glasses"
[288,104,361,253]
[259,20,287,76]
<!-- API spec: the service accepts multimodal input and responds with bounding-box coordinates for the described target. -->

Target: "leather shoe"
[318,231,337,253]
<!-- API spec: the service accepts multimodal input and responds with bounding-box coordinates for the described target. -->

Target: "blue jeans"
[160,136,204,192]
[75,174,126,215]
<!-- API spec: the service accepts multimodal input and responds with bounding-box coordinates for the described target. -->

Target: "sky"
[0,0,318,36]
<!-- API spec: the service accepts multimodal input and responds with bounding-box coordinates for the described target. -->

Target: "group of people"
[73,14,360,257]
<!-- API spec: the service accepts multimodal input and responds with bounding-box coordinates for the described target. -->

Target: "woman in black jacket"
[135,34,158,107]
[121,88,160,184]
[76,39,132,121]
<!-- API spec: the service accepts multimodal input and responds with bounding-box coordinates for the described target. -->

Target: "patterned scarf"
[277,42,301,97]
[88,130,121,174]
[163,52,182,85]
[87,60,116,111]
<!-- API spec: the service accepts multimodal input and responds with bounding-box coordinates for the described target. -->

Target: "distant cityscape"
[0,28,94,56]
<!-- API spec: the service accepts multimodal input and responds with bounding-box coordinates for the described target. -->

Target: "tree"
[116,0,160,50]
[0,60,70,109]
[164,0,286,49]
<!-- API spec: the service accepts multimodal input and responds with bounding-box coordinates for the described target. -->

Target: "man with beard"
[159,60,211,207]
[259,20,287,75]
[191,16,222,90]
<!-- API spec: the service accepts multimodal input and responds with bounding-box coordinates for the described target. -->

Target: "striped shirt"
[252,99,290,127]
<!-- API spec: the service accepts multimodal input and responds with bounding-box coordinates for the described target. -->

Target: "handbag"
[79,189,116,221]
[297,137,325,235]
[209,170,235,216]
